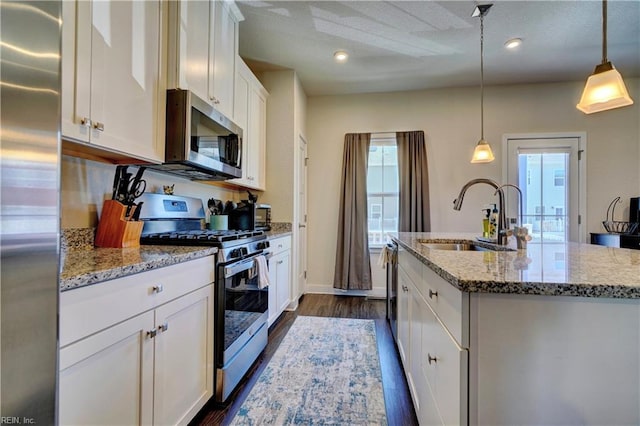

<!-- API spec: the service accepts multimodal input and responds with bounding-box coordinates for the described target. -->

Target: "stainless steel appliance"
[1,1,61,423]
[147,89,243,181]
[138,193,271,403]
[386,241,398,341]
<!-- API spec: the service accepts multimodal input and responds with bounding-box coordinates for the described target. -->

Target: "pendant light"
[576,0,633,114]
[470,4,495,164]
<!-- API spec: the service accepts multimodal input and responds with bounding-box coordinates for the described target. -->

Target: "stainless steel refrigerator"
[1,1,61,423]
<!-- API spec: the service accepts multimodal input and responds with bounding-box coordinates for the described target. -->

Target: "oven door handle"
[224,257,256,278]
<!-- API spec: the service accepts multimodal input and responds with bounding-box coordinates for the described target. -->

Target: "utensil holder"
[209,215,228,230]
[95,200,143,248]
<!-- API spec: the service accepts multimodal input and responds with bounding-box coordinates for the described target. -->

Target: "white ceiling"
[235,0,640,96]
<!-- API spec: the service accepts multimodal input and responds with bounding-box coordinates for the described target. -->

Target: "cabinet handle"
[248,176,254,181]
[158,323,169,332]
[152,284,164,293]
[429,289,438,299]
[277,260,284,265]
[80,117,92,127]
[428,353,437,365]
[298,224,306,228]
[401,285,408,292]
[147,329,157,339]
[93,121,104,131]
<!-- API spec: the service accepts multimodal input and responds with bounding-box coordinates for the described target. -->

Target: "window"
[367,136,398,246]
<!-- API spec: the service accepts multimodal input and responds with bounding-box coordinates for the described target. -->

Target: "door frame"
[502,132,588,243]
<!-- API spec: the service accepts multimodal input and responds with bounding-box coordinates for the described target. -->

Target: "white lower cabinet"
[59,257,215,426]
[397,245,640,426]
[267,235,291,326]
[398,248,467,426]
[59,311,155,425]
[153,286,214,425]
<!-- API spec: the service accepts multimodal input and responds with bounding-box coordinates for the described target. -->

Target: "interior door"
[297,135,308,299]
[506,136,582,243]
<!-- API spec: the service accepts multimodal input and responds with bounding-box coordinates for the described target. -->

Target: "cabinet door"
[210,0,237,118]
[409,281,425,417]
[153,285,214,426]
[61,0,92,143]
[418,299,445,426]
[176,0,211,102]
[397,267,411,369]
[434,323,467,426]
[59,311,155,426]
[229,66,251,187]
[246,87,267,189]
[89,0,164,162]
[275,249,291,313]
[267,254,278,325]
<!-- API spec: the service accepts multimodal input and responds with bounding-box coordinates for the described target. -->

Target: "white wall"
[305,79,640,295]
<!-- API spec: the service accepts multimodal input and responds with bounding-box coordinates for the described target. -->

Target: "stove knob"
[257,241,270,250]
[230,248,242,258]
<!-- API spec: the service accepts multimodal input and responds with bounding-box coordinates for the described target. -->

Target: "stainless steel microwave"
[148,89,243,181]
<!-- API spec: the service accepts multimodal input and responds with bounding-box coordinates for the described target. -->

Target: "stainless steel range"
[139,193,270,403]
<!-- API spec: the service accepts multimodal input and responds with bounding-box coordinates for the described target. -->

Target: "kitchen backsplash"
[62,156,242,229]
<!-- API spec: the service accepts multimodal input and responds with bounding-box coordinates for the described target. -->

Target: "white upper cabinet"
[229,58,268,190]
[168,0,243,119]
[61,0,165,163]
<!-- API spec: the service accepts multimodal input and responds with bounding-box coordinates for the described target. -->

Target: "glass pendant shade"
[471,139,495,163]
[576,62,633,114]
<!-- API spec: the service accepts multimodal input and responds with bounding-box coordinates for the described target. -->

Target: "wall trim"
[305,283,386,299]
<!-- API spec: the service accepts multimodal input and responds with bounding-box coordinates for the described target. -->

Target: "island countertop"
[390,232,640,299]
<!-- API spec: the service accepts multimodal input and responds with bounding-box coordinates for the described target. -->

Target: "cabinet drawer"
[422,265,466,345]
[399,249,422,286]
[61,256,215,347]
[269,235,291,254]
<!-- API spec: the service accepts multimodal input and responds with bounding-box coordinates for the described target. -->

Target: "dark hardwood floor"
[189,294,418,426]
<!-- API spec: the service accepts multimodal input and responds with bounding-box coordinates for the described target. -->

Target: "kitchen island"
[390,232,640,426]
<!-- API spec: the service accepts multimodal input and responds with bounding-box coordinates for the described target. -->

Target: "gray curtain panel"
[334,133,372,290]
[397,131,431,232]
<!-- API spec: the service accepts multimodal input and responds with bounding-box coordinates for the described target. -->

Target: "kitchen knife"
[131,202,143,221]
[112,166,124,200]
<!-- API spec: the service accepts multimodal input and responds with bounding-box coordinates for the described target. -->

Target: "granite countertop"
[59,224,293,292]
[391,232,640,299]
[265,230,293,239]
[60,245,217,292]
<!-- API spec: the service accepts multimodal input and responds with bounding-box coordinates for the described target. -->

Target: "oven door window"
[224,258,268,351]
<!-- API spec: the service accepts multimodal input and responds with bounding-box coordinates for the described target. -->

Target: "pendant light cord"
[602,0,608,63]
[480,12,485,140]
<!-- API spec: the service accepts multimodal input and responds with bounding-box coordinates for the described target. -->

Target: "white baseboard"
[305,283,387,299]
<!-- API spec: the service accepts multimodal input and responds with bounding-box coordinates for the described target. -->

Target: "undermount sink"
[422,242,491,251]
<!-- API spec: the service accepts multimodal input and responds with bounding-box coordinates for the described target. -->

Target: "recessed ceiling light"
[333,51,348,63]
[504,38,522,49]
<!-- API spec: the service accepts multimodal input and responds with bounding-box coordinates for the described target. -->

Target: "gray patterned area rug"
[230,316,387,425]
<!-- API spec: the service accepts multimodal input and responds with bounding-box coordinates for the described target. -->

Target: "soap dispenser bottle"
[482,208,491,237]
[489,204,498,239]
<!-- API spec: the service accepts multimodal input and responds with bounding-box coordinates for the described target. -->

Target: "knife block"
[95,200,143,248]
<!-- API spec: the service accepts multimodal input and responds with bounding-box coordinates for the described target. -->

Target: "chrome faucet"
[495,183,531,249]
[494,183,523,226]
[453,178,508,245]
